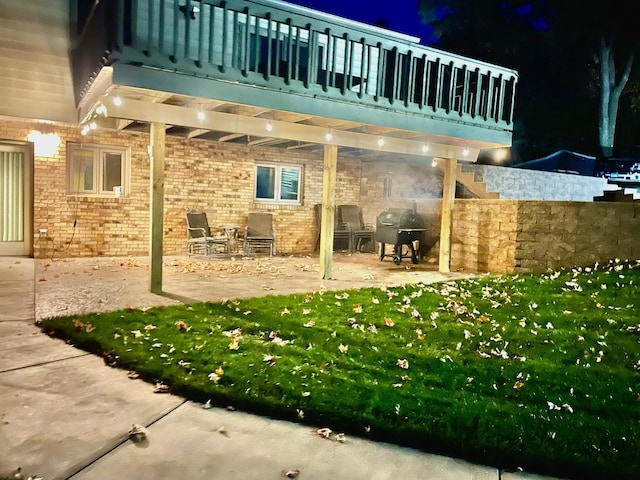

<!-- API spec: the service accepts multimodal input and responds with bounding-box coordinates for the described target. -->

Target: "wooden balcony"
[73,0,518,154]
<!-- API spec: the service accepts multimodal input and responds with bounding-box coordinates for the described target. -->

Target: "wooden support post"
[319,144,338,279]
[439,157,457,273]
[149,123,166,294]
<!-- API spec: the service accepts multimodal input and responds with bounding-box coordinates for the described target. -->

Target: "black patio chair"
[314,204,352,252]
[338,204,375,253]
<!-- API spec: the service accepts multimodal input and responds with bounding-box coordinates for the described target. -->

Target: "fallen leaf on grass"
[396,359,409,369]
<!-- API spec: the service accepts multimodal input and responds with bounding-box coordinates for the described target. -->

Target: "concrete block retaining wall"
[451,200,640,273]
[460,164,615,201]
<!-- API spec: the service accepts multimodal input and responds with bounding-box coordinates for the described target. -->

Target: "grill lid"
[376,208,426,229]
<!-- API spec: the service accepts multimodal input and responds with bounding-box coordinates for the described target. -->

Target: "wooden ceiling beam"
[106,98,480,162]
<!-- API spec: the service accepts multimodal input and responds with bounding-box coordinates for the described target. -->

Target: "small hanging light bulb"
[325,129,333,142]
[462,147,470,157]
[431,159,437,168]
[197,110,205,121]
[113,96,122,106]
[266,121,273,132]
[422,144,429,153]
[89,121,97,130]
[377,137,385,148]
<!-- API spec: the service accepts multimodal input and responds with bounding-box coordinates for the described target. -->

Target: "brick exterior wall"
[4,118,638,271]
[0,118,360,258]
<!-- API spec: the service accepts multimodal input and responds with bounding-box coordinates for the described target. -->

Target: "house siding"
[0,118,360,258]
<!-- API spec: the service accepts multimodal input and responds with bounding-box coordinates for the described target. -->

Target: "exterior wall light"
[27,131,61,157]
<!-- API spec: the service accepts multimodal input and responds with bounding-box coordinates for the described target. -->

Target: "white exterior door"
[0,144,32,256]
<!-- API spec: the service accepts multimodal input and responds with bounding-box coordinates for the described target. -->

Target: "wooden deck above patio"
[74,0,518,159]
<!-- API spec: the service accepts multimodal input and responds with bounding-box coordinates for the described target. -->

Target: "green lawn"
[40,259,640,479]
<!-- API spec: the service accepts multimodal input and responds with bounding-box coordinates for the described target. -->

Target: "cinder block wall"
[513,201,640,272]
[451,200,640,273]
[460,164,614,201]
[450,200,518,274]
[0,118,360,258]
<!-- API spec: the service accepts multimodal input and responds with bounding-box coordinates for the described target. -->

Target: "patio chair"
[338,204,375,253]
[186,211,230,257]
[244,212,275,256]
[314,204,352,252]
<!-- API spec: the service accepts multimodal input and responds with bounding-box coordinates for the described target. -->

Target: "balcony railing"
[74,0,518,131]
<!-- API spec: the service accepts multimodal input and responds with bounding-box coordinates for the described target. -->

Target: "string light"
[431,159,437,168]
[197,110,205,120]
[422,144,429,153]
[377,137,385,148]
[113,96,122,106]
[266,121,273,132]
[462,147,470,157]
[325,129,333,142]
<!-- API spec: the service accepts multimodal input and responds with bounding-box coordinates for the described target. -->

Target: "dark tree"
[419,0,640,160]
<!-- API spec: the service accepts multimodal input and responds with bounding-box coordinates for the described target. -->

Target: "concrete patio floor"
[0,255,562,480]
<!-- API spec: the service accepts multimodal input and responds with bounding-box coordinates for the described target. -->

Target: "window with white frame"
[67,143,129,196]
[255,163,302,204]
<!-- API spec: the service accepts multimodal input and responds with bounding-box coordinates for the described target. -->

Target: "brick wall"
[0,118,361,258]
[6,117,638,270]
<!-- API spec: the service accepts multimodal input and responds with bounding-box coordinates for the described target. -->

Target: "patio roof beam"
[103,98,480,163]
[218,133,246,142]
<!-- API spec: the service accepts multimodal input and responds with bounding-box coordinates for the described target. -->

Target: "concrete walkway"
[0,256,559,480]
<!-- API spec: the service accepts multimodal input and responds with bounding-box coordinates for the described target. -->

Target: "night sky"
[282,0,436,44]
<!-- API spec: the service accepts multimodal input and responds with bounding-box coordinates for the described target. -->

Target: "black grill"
[376,207,427,265]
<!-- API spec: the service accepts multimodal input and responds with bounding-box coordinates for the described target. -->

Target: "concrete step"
[455,165,501,199]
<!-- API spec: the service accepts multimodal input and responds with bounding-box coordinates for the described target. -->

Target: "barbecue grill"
[376,206,428,265]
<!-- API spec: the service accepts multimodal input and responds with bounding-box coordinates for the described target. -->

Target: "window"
[67,144,129,196]
[255,163,302,204]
